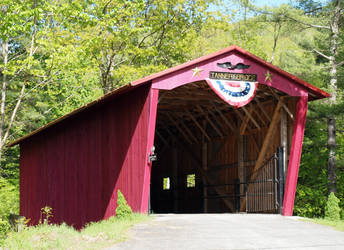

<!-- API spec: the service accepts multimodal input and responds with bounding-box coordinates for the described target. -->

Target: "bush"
[115,190,132,219]
[325,192,341,221]
[294,185,326,218]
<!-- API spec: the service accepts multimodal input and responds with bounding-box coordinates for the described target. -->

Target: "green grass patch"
[3,214,151,250]
[304,218,344,232]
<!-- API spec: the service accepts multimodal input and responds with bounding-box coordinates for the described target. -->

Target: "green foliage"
[294,185,326,218]
[0,177,19,245]
[116,190,132,219]
[325,192,341,221]
[3,214,149,249]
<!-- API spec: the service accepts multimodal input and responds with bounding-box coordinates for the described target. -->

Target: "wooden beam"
[248,133,260,155]
[172,145,178,212]
[237,127,245,211]
[269,88,294,120]
[156,130,168,147]
[179,118,199,144]
[208,139,227,167]
[251,100,283,178]
[242,106,261,129]
[240,106,253,135]
[197,105,224,137]
[202,121,208,213]
[158,92,168,103]
[240,100,283,212]
[166,112,193,145]
[252,108,267,127]
[207,108,228,136]
[280,109,288,177]
[208,160,256,172]
[213,105,235,132]
[162,95,217,102]
[186,110,211,141]
[255,99,272,123]
[234,109,252,131]
[234,109,245,122]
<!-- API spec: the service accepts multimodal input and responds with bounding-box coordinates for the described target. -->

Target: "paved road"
[109,214,344,250]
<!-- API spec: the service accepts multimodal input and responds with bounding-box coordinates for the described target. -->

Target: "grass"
[3,214,151,250]
[303,218,344,232]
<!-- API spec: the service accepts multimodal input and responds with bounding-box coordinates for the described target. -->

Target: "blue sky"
[252,0,329,7]
[210,0,330,16]
[217,0,329,8]
[254,0,292,7]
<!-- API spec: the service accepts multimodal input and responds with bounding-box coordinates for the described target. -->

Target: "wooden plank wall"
[20,84,151,229]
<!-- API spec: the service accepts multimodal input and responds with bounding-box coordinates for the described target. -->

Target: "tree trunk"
[327,0,341,195]
[0,40,9,165]
[328,117,336,194]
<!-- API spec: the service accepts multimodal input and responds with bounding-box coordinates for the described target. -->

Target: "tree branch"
[313,48,331,60]
[1,76,27,148]
[284,14,330,30]
[336,61,344,67]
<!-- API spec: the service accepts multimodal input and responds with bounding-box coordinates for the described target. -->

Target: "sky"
[211,0,330,18]
[252,0,329,7]
[254,0,293,7]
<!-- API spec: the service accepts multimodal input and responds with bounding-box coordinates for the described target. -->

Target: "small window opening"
[163,177,170,190]
[186,174,195,188]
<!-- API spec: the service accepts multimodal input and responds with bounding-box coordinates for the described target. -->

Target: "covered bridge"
[9,45,330,229]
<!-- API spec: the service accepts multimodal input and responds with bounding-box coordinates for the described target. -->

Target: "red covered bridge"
[9,46,329,228]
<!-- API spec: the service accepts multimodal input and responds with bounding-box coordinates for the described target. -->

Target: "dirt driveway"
[108,214,344,250]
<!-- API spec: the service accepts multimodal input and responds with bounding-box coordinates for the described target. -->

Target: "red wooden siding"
[20,84,151,229]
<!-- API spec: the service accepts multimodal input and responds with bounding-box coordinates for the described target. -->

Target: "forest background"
[0,0,343,241]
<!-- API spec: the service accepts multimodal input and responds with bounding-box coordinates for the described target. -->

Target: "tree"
[43,0,216,94]
[0,0,43,165]
[291,0,343,195]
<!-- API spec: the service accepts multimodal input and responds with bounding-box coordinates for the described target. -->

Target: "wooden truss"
[154,80,296,213]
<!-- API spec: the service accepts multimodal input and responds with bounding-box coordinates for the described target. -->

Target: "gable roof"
[8,45,330,147]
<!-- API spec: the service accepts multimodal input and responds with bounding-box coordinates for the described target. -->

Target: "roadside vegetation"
[310,218,344,232]
[305,192,344,232]
[3,213,149,250]
[2,190,151,249]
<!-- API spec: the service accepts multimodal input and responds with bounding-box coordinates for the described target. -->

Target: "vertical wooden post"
[280,109,288,178]
[282,96,308,216]
[202,120,208,212]
[172,143,178,212]
[202,142,208,212]
[141,88,159,213]
[237,126,244,212]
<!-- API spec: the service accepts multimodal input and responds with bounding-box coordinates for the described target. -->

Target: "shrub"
[325,192,341,221]
[294,185,326,218]
[116,190,132,219]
